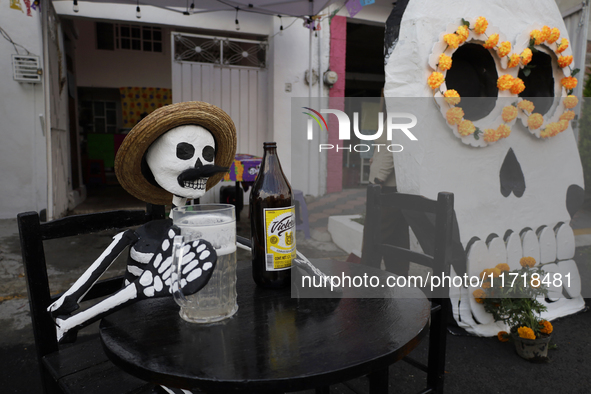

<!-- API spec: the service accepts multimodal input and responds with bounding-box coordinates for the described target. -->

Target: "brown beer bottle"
[250,142,296,288]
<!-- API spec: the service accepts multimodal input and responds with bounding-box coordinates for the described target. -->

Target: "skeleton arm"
[54,230,217,342]
[48,230,139,318]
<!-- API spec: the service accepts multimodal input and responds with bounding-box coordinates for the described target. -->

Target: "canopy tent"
[53,0,336,17]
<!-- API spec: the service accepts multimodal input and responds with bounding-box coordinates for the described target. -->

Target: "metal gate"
[171,32,268,203]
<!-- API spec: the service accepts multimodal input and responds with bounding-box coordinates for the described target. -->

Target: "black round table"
[100,260,431,393]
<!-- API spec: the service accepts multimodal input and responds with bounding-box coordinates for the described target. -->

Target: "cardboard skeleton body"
[385,0,586,336]
[48,102,237,342]
[48,101,335,351]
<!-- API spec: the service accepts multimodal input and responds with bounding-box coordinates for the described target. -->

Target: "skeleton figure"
[384,0,586,336]
[48,102,237,342]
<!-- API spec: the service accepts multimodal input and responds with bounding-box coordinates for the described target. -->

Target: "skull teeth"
[183,178,208,190]
[466,224,580,299]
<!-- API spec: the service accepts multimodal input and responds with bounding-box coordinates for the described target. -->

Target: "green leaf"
[529,37,536,47]
[461,18,470,27]
[572,68,580,77]
[523,68,532,77]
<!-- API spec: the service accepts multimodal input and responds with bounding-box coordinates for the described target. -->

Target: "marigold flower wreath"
[427,16,580,147]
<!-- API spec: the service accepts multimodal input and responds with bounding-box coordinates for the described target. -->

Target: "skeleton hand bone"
[52,227,217,342]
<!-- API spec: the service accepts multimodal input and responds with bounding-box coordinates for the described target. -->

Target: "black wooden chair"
[17,205,166,394]
[361,184,454,394]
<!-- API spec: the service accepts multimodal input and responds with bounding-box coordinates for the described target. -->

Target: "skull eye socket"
[445,43,499,121]
[518,51,554,115]
[176,142,195,160]
[202,146,215,162]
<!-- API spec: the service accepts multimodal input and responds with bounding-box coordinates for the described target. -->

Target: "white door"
[171,32,268,203]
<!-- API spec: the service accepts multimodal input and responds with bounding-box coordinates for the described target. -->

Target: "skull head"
[385,0,586,335]
[146,124,216,200]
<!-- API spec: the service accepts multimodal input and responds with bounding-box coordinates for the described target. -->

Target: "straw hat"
[115,101,237,205]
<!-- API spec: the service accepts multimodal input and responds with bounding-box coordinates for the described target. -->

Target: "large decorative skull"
[146,124,216,201]
[385,0,586,336]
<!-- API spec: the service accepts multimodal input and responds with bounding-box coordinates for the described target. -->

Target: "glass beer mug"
[170,204,238,323]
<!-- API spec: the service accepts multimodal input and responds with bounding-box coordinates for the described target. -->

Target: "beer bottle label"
[263,206,296,271]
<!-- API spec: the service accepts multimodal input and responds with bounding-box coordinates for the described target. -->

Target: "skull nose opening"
[500,148,525,197]
[195,158,203,168]
[518,51,554,115]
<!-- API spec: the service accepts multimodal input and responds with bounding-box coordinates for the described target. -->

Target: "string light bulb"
[235,7,240,31]
[279,15,283,31]
[73,0,79,13]
[136,0,141,18]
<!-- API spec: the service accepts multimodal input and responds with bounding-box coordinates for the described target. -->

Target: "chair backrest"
[361,185,454,280]
[17,204,165,364]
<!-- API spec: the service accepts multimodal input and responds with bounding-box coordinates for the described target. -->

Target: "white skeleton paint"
[48,125,220,342]
[385,0,586,336]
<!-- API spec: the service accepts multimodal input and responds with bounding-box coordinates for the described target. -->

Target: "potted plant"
[473,257,554,361]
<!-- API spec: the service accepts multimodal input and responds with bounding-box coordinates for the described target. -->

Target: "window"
[96,23,162,53]
[80,100,118,133]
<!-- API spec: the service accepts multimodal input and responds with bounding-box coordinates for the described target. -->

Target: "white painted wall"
[0,4,47,219]
[74,19,171,88]
[272,15,331,196]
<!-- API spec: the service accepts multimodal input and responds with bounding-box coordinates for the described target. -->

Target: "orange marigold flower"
[497,74,514,91]
[528,113,544,130]
[479,268,494,279]
[562,76,578,90]
[428,72,445,89]
[438,54,453,71]
[556,38,569,53]
[521,48,533,65]
[446,107,464,125]
[557,55,573,68]
[540,26,551,42]
[502,106,518,122]
[491,267,502,277]
[560,110,576,122]
[530,278,541,288]
[473,289,486,303]
[558,119,570,132]
[474,16,488,34]
[458,119,476,136]
[498,331,510,342]
[563,95,579,109]
[483,33,499,49]
[497,124,511,139]
[496,263,510,272]
[541,122,561,138]
[443,89,461,105]
[530,29,543,45]
[518,99,535,113]
[539,320,553,335]
[444,33,461,49]
[547,27,561,44]
[483,128,500,143]
[520,256,536,268]
[507,53,520,68]
[518,326,536,340]
[482,281,492,289]
[456,25,469,43]
[497,41,511,57]
[510,78,526,95]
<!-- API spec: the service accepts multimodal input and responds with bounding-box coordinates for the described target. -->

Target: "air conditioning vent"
[12,55,42,83]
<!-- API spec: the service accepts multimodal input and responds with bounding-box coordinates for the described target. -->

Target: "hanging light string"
[73,0,79,13]
[235,7,240,30]
[136,0,141,18]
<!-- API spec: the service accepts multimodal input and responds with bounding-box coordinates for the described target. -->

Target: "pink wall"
[327,16,346,194]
